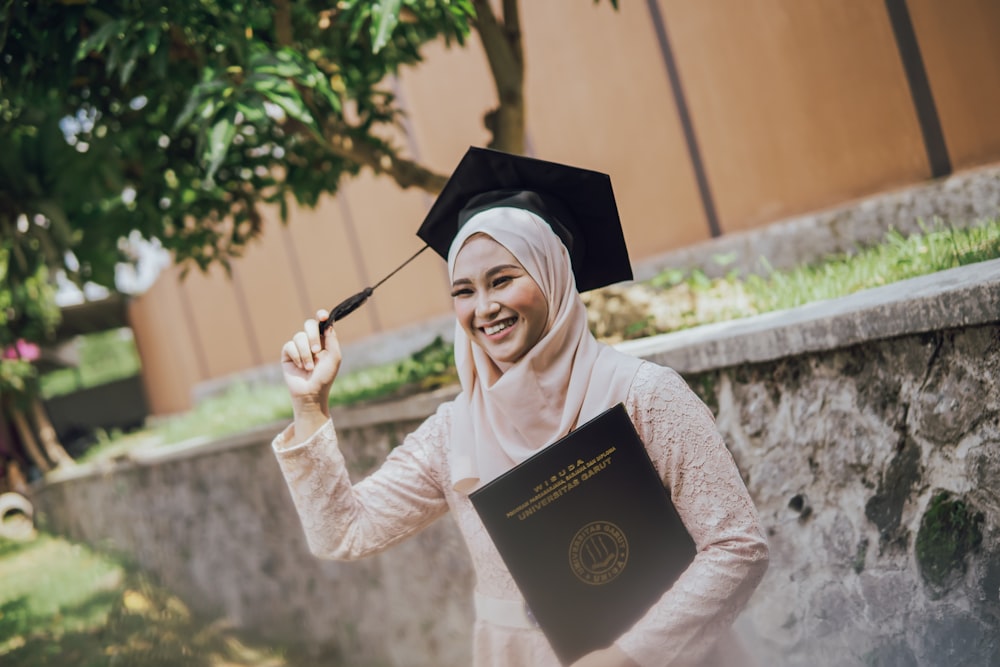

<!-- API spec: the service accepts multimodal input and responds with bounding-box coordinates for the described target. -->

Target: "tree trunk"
[5,460,29,495]
[30,399,74,468]
[9,408,52,473]
[473,0,526,154]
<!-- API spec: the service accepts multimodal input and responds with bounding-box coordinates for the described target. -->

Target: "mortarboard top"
[417,146,633,294]
[321,147,632,332]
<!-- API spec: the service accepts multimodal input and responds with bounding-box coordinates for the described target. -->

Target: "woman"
[274,166,768,667]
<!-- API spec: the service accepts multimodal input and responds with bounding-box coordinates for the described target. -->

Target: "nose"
[474,294,500,320]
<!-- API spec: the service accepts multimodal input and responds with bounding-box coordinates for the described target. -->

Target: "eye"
[450,287,473,298]
[491,275,512,288]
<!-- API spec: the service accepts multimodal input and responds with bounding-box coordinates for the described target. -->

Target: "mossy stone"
[916,492,984,591]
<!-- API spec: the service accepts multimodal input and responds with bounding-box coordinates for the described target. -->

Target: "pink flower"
[2,340,40,361]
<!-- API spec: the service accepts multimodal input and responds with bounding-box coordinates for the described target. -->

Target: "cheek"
[452,300,475,331]
[517,286,549,329]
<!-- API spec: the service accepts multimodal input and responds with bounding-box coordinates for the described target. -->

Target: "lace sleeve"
[272,404,452,561]
[616,363,769,667]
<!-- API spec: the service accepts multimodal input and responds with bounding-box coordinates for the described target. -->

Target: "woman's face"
[451,234,549,364]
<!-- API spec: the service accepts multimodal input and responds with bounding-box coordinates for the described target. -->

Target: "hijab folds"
[447,207,644,493]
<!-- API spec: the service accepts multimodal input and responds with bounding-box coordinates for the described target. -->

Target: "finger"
[304,318,321,353]
[292,331,313,369]
[316,309,339,349]
[281,340,302,368]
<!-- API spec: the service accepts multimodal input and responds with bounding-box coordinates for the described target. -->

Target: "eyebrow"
[451,264,521,287]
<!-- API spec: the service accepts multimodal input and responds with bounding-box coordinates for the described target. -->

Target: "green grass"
[0,531,298,666]
[740,220,1000,314]
[602,218,1000,340]
[39,328,142,399]
[133,335,458,449]
[0,533,122,657]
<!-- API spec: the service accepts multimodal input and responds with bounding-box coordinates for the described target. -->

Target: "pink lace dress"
[273,362,769,666]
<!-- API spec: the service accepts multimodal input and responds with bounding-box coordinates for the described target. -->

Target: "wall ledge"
[38,259,1000,486]
[618,258,1000,374]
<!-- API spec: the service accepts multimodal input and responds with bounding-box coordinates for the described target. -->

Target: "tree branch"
[320,129,449,193]
[281,115,447,193]
[471,0,525,154]
[9,408,52,473]
[31,399,74,467]
[274,0,294,45]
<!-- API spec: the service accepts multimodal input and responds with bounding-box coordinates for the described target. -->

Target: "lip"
[480,316,518,339]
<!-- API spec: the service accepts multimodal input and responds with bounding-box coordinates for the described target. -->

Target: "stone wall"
[31,260,1000,666]
[702,323,999,666]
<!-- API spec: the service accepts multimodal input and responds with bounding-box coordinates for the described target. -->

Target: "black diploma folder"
[469,403,696,665]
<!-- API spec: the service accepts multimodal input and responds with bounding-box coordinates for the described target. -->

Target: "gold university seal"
[568,521,629,585]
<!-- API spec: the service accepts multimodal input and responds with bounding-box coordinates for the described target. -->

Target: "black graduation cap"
[320,147,631,333]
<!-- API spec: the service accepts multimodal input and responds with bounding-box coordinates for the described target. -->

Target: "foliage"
[0,0,482,431]
[2,0,475,282]
[329,334,456,405]
[0,532,298,665]
[0,0,623,426]
[0,243,59,399]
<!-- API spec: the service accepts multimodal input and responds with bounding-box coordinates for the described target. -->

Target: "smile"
[483,317,517,336]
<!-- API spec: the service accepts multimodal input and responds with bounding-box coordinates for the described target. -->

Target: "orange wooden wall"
[128,0,1000,414]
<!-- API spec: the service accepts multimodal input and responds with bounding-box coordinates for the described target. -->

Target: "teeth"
[484,319,515,335]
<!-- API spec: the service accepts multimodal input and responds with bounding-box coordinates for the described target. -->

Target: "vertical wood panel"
[341,174,453,333]
[227,218,307,369]
[181,264,253,379]
[907,0,1000,169]
[521,0,711,255]
[659,0,929,233]
[281,195,377,345]
[127,265,205,414]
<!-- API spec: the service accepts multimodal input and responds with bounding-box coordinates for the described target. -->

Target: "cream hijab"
[447,206,644,493]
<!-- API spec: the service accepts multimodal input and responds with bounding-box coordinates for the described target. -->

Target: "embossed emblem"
[568,521,629,585]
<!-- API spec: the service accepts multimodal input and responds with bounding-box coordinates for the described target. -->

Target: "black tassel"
[320,287,373,335]
[316,244,429,335]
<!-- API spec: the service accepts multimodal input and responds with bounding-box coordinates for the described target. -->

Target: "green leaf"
[204,107,238,184]
[141,27,160,55]
[250,48,307,78]
[119,43,141,86]
[74,18,126,62]
[173,79,227,132]
[235,98,268,123]
[258,86,315,128]
[372,0,403,54]
[347,3,372,44]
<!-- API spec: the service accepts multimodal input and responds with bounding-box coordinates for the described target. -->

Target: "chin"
[480,342,526,366]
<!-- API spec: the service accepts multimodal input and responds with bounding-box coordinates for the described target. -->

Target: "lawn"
[0,529,299,667]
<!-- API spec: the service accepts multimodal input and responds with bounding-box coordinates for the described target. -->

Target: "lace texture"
[273,362,769,667]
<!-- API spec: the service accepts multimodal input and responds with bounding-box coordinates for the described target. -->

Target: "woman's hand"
[569,645,638,667]
[280,310,342,439]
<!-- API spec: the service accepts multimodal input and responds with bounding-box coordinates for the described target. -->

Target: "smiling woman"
[450,228,549,365]
[271,148,768,667]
